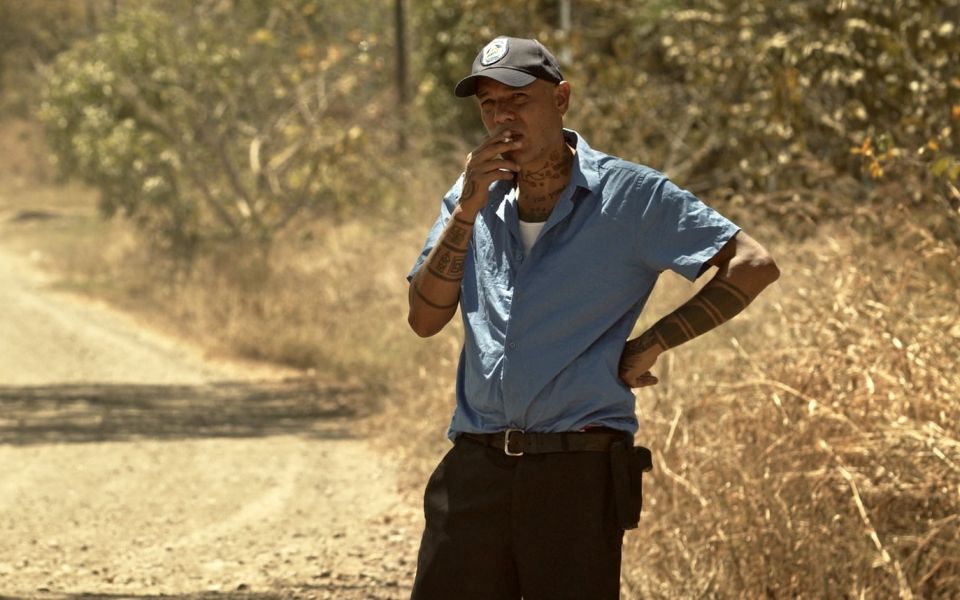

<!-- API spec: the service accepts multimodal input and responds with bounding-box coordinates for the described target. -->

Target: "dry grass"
[366,197,960,597]
[3,117,958,598]
[621,219,960,598]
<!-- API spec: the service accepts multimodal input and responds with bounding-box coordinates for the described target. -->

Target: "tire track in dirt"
[0,249,241,386]
[158,439,307,554]
[0,246,419,599]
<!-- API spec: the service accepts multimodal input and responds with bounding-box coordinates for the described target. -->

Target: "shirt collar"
[563,129,603,194]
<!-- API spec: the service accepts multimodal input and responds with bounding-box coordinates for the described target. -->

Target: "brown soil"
[0,248,420,599]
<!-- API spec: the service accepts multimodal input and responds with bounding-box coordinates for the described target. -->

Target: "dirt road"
[0,248,418,599]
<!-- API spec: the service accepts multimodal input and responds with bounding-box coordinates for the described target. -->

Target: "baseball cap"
[454,36,564,97]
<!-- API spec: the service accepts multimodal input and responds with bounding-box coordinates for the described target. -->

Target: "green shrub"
[38,1,392,259]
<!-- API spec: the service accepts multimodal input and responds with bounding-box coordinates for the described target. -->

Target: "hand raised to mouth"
[457,127,525,221]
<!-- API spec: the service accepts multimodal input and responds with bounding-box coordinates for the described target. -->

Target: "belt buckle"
[503,428,524,456]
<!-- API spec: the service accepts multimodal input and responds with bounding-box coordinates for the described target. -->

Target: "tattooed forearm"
[425,216,471,282]
[443,220,472,251]
[411,211,475,315]
[412,283,459,310]
[447,216,474,243]
[427,246,466,282]
[648,278,751,350]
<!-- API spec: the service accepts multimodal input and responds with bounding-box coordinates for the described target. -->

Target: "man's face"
[475,78,569,168]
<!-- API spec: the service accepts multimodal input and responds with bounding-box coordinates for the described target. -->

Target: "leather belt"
[460,428,631,456]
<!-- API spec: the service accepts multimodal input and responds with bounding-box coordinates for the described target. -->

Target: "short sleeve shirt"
[408,130,740,440]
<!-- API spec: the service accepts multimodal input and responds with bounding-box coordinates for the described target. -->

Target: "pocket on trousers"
[422,444,459,527]
[610,442,653,530]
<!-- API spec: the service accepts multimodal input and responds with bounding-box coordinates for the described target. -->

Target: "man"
[406,36,779,599]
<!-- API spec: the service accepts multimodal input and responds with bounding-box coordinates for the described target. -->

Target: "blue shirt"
[409,130,740,440]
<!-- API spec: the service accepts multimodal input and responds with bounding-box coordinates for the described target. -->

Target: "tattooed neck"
[516,144,574,222]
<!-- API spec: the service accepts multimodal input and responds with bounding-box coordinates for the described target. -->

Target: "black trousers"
[410,436,624,600]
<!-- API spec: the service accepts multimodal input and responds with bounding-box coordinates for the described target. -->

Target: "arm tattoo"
[444,220,472,249]
[650,278,751,350]
[428,248,455,279]
[412,283,459,310]
[427,253,466,282]
[440,240,466,253]
[449,255,465,277]
[447,226,467,245]
[425,221,470,281]
[413,212,473,312]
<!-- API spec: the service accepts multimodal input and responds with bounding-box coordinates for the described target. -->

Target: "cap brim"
[454,68,538,97]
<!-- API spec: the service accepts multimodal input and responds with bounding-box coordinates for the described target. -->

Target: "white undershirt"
[518,219,546,257]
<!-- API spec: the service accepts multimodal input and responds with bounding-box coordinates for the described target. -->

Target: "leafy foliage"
[38,0,392,257]
[0,0,94,115]
[32,0,960,254]
[414,0,960,237]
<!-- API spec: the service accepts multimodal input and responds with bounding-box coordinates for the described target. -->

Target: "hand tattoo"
[623,330,660,358]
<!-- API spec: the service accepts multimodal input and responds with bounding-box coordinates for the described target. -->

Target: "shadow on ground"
[1,590,400,600]
[0,378,371,445]
[2,589,401,600]
[0,577,407,600]
[1,595,292,600]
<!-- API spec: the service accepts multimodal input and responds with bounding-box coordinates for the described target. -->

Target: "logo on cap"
[480,38,508,66]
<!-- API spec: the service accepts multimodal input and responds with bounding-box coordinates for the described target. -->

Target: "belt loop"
[561,432,569,451]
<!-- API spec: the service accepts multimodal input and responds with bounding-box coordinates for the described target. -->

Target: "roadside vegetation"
[1,0,957,597]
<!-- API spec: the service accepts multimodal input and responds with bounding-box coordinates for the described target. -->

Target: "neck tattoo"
[517,145,574,223]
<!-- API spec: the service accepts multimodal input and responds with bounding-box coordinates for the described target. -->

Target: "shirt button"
[515,253,523,261]
[508,342,517,349]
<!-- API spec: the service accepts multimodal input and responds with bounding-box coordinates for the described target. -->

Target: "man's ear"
[555,81,571,116]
